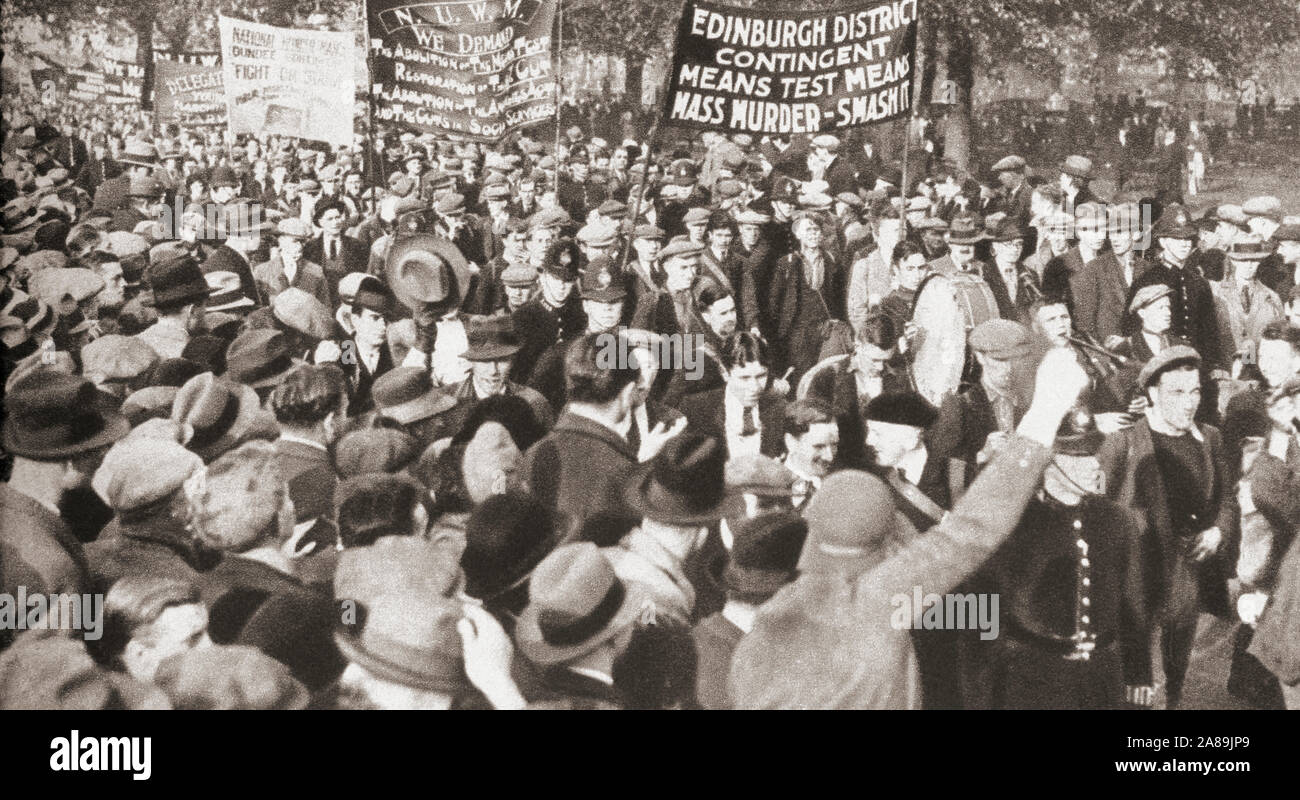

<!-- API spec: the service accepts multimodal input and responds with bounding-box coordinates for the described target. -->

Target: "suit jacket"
[1213,278,1284,357]
[515,411,639,545]
[1248,438,1300,684]
[302,234,369,302]
[981,262,1037,326]
[768,249,847,375]
[677,387,786,460]
[0,485,91,603]
[527,667,624,710]
[253,255,332,310]
[85,514,223,595]
[275,439,337,524]
[202,244,261,306]
[693,612,744,709]
[341,338,395,415]
[1095,418,1236,621]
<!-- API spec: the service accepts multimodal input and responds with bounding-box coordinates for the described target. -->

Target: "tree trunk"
[625,54,644,108]
[940,20,974,172]
[133,17,154,112]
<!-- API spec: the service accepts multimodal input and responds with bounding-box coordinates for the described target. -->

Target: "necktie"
[1242,284,1251,315]
[627,417,641,454]
[329,239,337,262]
[741,407,758,437]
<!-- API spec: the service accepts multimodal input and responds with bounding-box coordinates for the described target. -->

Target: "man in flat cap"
[991,154,1033,234]
[253,218,331,310]
[930,319,1035,492]
[1097,345,1236,708]
[1215,235,1284,359]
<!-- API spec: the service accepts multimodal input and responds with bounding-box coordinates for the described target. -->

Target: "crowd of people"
[4,62,1300,710]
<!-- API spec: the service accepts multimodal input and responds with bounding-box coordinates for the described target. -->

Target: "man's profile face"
[1137,296,1172,335]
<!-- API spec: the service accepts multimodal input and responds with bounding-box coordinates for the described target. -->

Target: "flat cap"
[632,223,667,240]
[92,434,203,513]
[735,209,771,226]
[576,221,618,247]
[1138,344,1201,389]
[1242,196,1283,221]
[26,267,104,306]
[991,154,1027,172]
[968,319,1031,359]
[656,236,704,263]
[153,644,309,710]
[500,262,538,286]
[272,287,336,340]
[81,334,159,382]
[334,427,420,477]
[683,207,711,226]
[725,454,796,497]
[274,218,312,239]
[528,207,570,231]
[1128,283,1174,314]
[811,134,840,151]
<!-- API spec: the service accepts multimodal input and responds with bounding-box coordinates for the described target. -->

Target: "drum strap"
[885,470,947,527]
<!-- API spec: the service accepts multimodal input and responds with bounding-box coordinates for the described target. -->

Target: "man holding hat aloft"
[1096,345,1235,708]
[962,405,1154,709]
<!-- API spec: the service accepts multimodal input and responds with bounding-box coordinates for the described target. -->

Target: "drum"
[909,271,1000,405]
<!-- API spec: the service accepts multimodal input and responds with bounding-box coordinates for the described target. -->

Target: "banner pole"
[618,116,661,275]
[362,0,380,209]
[553,0,564,195]
[898,6,924,241]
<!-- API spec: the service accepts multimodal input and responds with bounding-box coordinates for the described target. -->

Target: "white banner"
[218,15,355,147]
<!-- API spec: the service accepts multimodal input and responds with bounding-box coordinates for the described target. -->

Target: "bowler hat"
[514,543,646,665]
[462,492,560,601]
[3,372,130,461]
[463,315,522,361]
[350,275,395,317]
[623,433,743,526]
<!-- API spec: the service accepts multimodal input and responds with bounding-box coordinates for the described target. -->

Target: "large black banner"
[663,0,918,134]
[367,0,557,141]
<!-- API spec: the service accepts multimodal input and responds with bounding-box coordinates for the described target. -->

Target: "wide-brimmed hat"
[946,213,985,245]
[462,314,522,361]
[223,329,298,389]
[3,372,130,461]
[385,233,470,311]
[514,543,646,665]
[171,372,271,462]
[116,141,159,169]
[146,249,211,308]
[205,271,255,312]
[623,433,743,526]
[1227,235,1276,261]
[372,367,457,425]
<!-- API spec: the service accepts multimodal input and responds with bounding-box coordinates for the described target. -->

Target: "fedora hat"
[623,432,743,526]
[205,271,255,312]
[171,372,272,463]
[223,329,298,389]
[462,315,522,361]
[385,233,471,312]
[946,213,985,245]
[117,141,159,169]
[514,543,646,665]
[3,371,130,461]
[372,367,457,425]
[462,492,560,601]
[146,250,211,308]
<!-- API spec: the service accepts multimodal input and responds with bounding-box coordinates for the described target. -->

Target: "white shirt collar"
[278,432,328,452]
[721,601,757,634]
[724,387,758,434]
[897,445,929,486]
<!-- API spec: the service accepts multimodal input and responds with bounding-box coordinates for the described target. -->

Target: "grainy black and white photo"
[2,0,1300,722]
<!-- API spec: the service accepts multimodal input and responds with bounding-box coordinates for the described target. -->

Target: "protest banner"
[154,59,226,128]
[367,0,558,141]
[662,0,919,134]
[64,56,144,107]
[218,15,356,147]
[154,50,222,67]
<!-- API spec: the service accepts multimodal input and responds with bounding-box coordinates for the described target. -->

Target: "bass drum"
[909,271,1000,405]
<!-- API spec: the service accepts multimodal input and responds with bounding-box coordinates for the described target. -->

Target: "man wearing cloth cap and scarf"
[1096,345,1236,708]
[961,407,1153,708]
[768,212,847,382]
[728,347,1093,708]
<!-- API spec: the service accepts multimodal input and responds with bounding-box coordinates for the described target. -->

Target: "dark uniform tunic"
[962,495,1152,709]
